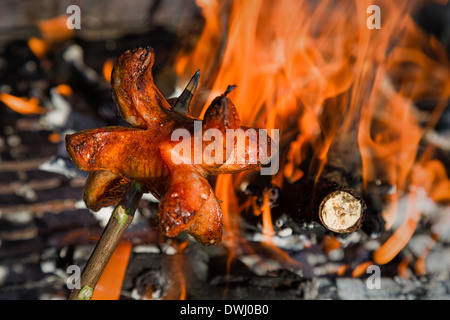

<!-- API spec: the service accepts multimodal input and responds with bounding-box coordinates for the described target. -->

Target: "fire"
[373,188,422,265]
[38,15,74,44]
[260,189,275,240]
[174,0,450,283]
[414,233,439,276]
[352,261,374,278]
[55,84,73,97]
[215,174,241,273]
[322,235,341,255]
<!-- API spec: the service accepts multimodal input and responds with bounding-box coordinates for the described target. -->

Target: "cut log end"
[319,189,365,233]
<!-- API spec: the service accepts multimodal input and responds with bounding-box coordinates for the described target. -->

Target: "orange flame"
[352,261,374,278]
[374,151,450,265]
[251,187,276,241]
[175,0,450,275]
[28,15,74,62]
[261,191,275,240]
[414,233,439,276]
[336,264,349,276]
[38,15,74,44]
[397,257,412,278]
[56,84,73,97]
[215,174,241,268]
[323,235,342,255]
[164,241,188,300]
[103,59,114,83]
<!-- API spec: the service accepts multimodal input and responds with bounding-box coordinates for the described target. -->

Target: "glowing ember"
[38,15,74,43]
[103,59,114,83]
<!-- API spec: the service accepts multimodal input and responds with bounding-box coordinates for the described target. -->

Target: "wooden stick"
[68,180,143,300]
